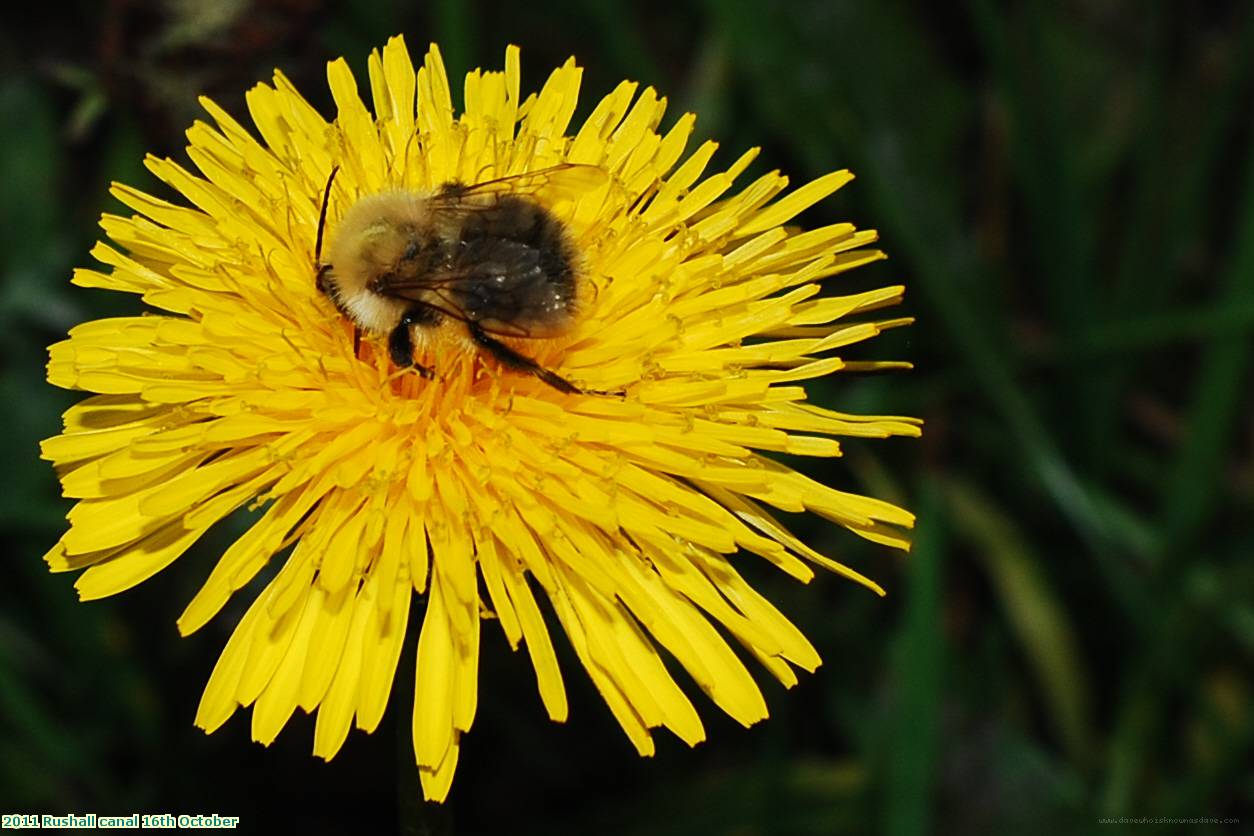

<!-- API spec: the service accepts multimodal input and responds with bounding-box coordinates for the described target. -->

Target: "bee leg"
[467,322,581,395]
[389,305,440,379]
[352,325,362,358]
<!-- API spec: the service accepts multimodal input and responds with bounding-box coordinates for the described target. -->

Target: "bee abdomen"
[446,225,577,330]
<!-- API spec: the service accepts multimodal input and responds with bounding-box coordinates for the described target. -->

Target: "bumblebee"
[314,164,605,394]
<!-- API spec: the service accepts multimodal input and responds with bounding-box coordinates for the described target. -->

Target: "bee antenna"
[315,165,340,263]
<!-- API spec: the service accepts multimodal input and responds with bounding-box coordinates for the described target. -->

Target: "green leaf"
[1159,133,1254,550]
[885,481,944,836]
[946,478,1094,766]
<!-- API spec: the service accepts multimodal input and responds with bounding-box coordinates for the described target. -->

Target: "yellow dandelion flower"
[42,36,921,801]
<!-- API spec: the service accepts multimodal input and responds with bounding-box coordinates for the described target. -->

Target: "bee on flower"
[42,36,920,800]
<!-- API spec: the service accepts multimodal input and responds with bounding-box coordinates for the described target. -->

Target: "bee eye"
[402,240,423,261]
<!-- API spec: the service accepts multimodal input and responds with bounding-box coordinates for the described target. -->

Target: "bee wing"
[371,268,483,297]
[371,247,568,341]
[428,164,608,207]
[417,288,538,339]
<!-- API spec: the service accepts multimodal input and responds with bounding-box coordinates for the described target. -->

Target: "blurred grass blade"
[1164,671,1254,818]
[677,35,732,144]
[1077,9,1167,475]
[581,0,664,86]
[1100,682,1157,817]
[1159,135,1254,550]
[969,0,1099,445]
[885,481,943,836]
[433,0,476,82]
[706,0,1146,613]
[1063,302,1254,360]
[946,478,1094,765]
[1090,9,1254,478]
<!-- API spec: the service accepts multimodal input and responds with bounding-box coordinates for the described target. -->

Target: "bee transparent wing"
[371,238,573,340]
[416,288,537,339]
[382,280,543,340]
[427,164,608,207]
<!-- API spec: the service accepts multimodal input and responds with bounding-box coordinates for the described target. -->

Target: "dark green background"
[2,1,1251,833]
